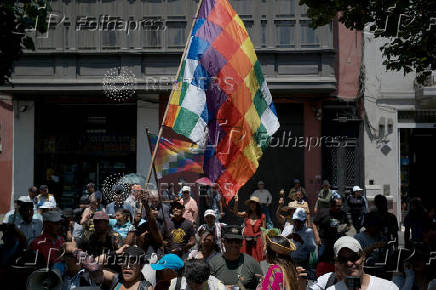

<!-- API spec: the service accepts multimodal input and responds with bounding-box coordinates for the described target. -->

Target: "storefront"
[34,99,137,208]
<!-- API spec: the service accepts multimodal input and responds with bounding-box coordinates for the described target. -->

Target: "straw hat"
[244,196,260,207]
[265,229,296,255]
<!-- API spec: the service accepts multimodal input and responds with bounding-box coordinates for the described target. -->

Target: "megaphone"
[26,268,63,290]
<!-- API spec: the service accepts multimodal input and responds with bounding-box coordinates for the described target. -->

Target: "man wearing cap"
[152,253,185,290]
[6,196,43,246]
[28,186,39,210]
[309,236,398,290]
[76,211,123,257]
[85,182,103,201]
[314,180,334,214]
[289,178,307,202]
[180,185,198,224]
[313,197,351,258]
[251,180,273,229]
[209,225,263,289]
[30,210,65,264]
[197,209,227,252]
[3,195,43,224]
[36,185,56,209]
[164,202,195,258]
[345,186,368,233]
[281,208,316,269]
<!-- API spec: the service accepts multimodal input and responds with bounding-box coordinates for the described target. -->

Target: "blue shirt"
[109,219,134,239]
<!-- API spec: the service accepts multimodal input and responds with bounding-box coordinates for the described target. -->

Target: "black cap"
[39,185,48,191]
[222,225,243,240]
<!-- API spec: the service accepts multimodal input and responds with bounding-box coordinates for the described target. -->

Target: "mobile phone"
[345,276,361,289]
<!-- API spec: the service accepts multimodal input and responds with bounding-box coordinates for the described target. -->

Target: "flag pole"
[146,128,169,234]
[145,0,204,185]
[145,128,160,186]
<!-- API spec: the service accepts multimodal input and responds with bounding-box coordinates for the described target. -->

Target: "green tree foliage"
[0,0,48,86]
[299,0,436,84]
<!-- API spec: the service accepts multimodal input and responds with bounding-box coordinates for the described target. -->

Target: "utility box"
[365,184,383,198]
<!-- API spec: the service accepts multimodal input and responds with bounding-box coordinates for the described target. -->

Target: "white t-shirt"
[327,275,399,290]
[251,189,272,204]
[310,273,399,290]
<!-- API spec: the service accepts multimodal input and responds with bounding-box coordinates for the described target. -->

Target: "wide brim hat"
[244,196,260,207]
[265,229,296,255]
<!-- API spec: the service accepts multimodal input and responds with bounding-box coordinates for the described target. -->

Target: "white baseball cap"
[181,185,191,192]
[352,185,363,192]
[333,236,362,257]
[292,208,307,221]
[204,209,216,218]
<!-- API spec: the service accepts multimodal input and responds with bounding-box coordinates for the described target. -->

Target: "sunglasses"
[337,252,362,264]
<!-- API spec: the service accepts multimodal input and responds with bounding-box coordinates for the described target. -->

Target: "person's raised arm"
[275,196,286,226]
[141,191,163,245]
[80,207,91,226]
[232,195,246,218]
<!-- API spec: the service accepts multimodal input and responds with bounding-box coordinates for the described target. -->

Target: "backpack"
[325,272,337,289]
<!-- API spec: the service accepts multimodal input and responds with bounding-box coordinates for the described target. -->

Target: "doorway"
[400,128,436,206]
[35,101,137,208]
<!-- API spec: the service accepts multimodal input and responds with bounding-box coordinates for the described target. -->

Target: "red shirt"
[30,233,64,264]
[316,261,335,278]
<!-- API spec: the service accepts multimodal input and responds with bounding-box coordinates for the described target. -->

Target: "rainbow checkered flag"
[163,0,280,202]
[148,133,204,179]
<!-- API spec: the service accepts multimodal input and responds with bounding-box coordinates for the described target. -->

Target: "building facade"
[0,0,362,213]
[363,28,436,219]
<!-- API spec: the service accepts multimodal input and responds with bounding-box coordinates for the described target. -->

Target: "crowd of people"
[0,179,435,290]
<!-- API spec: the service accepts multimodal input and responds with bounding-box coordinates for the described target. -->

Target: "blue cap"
[151,254,184,271]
